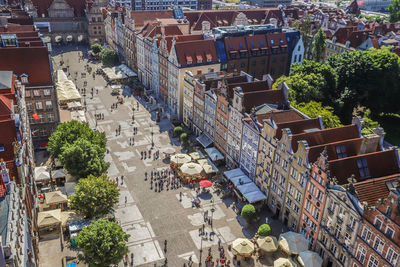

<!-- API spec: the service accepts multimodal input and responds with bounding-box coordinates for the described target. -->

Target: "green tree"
[173,126,183,137]
[48,121,106,159]
[180,133,188,145]
[241,204,256,222]
[60,138,109,178]
[312,28,327,62]
[76,219,129,267]
[257,224,272,237]
[273,74,325,103]
[100,48,119,66]
[91,43,102,54]
[290,60,339,106]
[292,101,342,129]
[389,0,400,22]
[327,48,400,122]
[300,15,312,57]
[69,174,119,219]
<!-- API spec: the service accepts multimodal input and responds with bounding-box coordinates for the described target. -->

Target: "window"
[305,199,311,212]
[293,204,299,214]
[312,208,320,220]
[48,114,54,122]
[282,160,288,171]
[267,147,272,158]
[0,144,4,152]
[316,189,324,202]
[373,237,384,253]
[367,255,379,267]
[335,144,347,158]
[356,245,366,263]
[275,154,281,164]
[288,183,294,196]
[308,183,315,195]
[385,227,394,239]
[290,168,297,179]
[45,101,52,110]
[339,252,346,264]
[295,190,302,203]
[43,89,51,96]
[271,196,275,208]
[35,102,43,110]
[25,90,31,98]
[334,224,341,238]
[286,198,292,208]
[33,90,41,97]
[277,188,283,198]
[357,158,370,178]
[330,243,337,255]
[386,248,399,265]
[26,103,33,111]
[348,216,356,229]
[361,227,372,241]
[374,218,382,230]
[297,157,303,166]
[20,74,28,84]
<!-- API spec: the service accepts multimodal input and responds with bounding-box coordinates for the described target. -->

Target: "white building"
[316,185,363,267]
[290,36,304,66]
[240,114,262,180]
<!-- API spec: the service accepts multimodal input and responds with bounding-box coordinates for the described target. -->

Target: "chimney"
[262,74,274,89]
[351,116,363,137]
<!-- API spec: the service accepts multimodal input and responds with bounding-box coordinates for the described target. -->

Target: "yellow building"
[324,38,355,59]
[168,39,220,120]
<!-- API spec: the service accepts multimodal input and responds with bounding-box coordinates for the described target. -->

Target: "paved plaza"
[48,47,286,267]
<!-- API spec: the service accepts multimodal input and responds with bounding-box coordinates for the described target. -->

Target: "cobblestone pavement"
[51,47,285,267]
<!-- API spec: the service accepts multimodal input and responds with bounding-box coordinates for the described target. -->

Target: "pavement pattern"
[50,48,285,267]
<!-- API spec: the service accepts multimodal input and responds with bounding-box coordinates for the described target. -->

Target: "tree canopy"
[257,224,272,237]
[69,174,119,219]
[241,204,256,222]
[312,28,327,62]
[327,48,400,122]
[300,15,312,57]
[292,101,342,129]
[389,0,400,22]
[60,138,109,178]
[76,219,129,267]
[48,121,106,159]
[91,43,102,54]
[100,48,119,66]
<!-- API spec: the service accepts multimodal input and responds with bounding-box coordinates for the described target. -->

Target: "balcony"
[337,216,343,223]
[346,224,354,232]
[327,207,334,214]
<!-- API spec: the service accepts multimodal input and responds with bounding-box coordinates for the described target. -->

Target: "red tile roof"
[130,10,174,28]
[353,173,400,205]
[0,119,17,162]
[174,39,218,67]
[329,149,400,184]
[291,124,360,153]
[275,117,322,140]
[0,95,12,118]
[262,109,305,124]
[0,47,53,86]
[242,89,286,112]
[5,160,18,182]
[307,137,364,163]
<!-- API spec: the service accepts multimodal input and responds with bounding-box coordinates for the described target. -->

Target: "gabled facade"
[316,185,363,267]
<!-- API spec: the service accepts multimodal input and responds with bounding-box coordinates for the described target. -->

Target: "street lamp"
[150,123,154,148]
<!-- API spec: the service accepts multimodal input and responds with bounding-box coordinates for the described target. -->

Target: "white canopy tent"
[56,70,81,104]
[102,64,137,81]
[35,166,50,182]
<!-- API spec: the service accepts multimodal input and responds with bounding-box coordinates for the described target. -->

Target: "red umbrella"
[199,180,212,188]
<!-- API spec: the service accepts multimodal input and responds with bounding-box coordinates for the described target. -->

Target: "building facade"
[86,0,106,45]
[203,89,217,141]
[183,71,195,129]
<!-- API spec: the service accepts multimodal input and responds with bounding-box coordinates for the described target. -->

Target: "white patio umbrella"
[180,162,203,176]
[163,147,175,155]
[274,257,298,267]
[170,153,191,164]
[297,251,323,267]
[279,232,308,255]
[232,238,254,257]
[257,236,278,253]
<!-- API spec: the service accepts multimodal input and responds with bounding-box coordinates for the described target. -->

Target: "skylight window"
[357,158,370,178]
[335,145,347,159]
